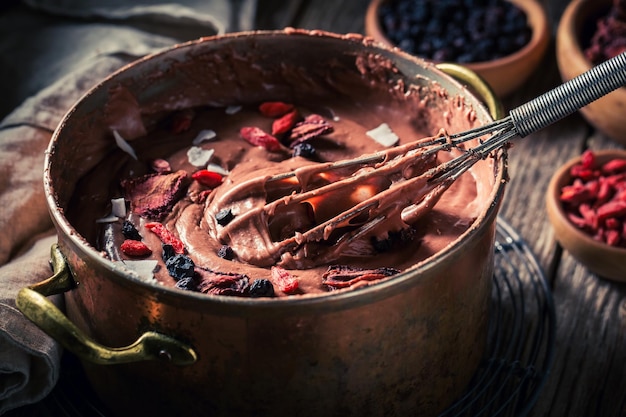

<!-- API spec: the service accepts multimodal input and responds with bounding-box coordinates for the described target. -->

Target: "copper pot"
[17,30,505,417]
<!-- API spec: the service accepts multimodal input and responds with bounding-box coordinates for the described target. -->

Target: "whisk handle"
[509,51,626,137]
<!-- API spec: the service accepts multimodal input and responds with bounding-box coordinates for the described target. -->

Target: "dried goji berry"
[240,126,283,152]
[272,109,300,136]
[605,217,621,230]
[601,158,626,174]
[580,149,596,169]
[595,178,613,205]
[615,188,626,202]
[120,239,152,257]
[570,164,597,181]
[192,170,223,188]
[606,229,621,246]
[596,200,626,222]
[258,101,294,117]
[604,173,626,188]
[567,212,587,229]
[560,152,626,247]
[560,185,594,205]
[579,203,598,229]
[271,266,299,294]
[145,222,186,254]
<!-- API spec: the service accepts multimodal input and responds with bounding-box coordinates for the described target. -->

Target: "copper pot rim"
[44,29,507,310]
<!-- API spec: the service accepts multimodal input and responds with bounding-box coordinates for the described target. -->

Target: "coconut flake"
[95,214,119,224]
[187,146,214,167]
[192,129,217,145]
[96,198,127,223]
[366,123,399,147]
[118,260,159,283]
[205,162,229,176]
[113,130,138,160]
[225,105,242,115]
[111,197,127,218]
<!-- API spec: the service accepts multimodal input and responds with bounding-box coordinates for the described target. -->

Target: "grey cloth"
[0,0,256,413]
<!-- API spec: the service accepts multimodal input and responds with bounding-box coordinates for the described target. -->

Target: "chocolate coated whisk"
[211,52,626,268]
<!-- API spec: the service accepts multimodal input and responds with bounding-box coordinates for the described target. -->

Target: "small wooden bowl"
[365,0,550,97]
[556,0,626,146]
[546,149,626,282]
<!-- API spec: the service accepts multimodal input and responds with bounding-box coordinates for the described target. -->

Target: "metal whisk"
[208,52,626,269]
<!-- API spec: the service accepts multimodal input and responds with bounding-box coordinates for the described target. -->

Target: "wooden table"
[256,1,626,416]
[7,0,626,416]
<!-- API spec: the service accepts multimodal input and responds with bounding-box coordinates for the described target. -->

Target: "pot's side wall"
[59,213,494,417]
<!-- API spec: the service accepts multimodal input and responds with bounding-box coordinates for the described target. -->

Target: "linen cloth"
[0,0,256,413]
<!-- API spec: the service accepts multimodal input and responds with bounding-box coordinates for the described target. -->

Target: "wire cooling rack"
[440,218,556,417]
[18,217,555,417]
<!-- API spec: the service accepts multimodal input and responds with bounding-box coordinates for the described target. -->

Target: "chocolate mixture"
[66,34,492,298]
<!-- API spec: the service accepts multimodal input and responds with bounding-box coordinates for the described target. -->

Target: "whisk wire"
[212,52,626,267]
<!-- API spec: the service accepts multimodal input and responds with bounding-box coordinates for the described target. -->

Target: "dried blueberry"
[215,208,234,226]
[248,279,275,298]
[292,143,316,159]
[175,276,197,291]
[121,220,142,241]
[378,0,531,63]
[165,253,195,281]
[371,227,417,253]
[161,243,176,262]
[217,245,234,260]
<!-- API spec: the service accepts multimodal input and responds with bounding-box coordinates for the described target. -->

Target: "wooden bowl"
[546,149,626,282]
[556,0,626,146]
[365,0,550,97]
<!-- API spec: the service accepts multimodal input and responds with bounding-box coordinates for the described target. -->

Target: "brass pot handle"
[436,62,504,120]
[16,244,197,366]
